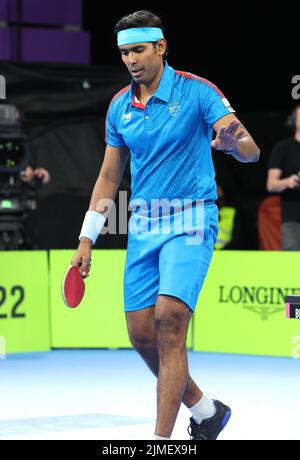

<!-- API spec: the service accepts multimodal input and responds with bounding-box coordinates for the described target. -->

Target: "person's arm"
[81,144,129,241]
[71,144,129,276]
[267,168,300,192]
[212,114,260,163]
[89,144,129,212]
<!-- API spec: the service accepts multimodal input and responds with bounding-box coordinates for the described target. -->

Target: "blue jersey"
[105,61,235,207]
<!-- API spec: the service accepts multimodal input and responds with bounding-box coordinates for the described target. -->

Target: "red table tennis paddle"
[61,265,85,308]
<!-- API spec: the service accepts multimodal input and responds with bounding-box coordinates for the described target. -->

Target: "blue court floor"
[0,349,299,440]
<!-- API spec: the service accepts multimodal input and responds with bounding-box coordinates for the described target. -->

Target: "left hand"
[211,119,245,152]
[33,168,51,184]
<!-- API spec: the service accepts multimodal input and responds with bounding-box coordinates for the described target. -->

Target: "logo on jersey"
[168,101,181,117]
[121,112,132,122]
[222,98,235,113]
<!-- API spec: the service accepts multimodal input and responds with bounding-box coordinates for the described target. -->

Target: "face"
[119,40,166,85]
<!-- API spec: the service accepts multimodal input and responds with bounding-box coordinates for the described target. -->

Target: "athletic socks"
[189,394,216,425]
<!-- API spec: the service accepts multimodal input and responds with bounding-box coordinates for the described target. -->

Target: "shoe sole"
[220,408,231,431]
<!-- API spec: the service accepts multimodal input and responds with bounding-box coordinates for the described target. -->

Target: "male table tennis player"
[71,10,260,440]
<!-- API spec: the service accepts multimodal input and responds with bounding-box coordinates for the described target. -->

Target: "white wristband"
[79,210,106,245]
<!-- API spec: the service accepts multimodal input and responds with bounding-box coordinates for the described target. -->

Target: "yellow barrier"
[0,251,50,353]
[194,251,300,357]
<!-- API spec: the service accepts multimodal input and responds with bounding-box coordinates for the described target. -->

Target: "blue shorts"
[124,203,218,313]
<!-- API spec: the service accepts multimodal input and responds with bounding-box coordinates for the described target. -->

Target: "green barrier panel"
[50,250,193,349]
[194,251,300,357]
[0,251,50,353]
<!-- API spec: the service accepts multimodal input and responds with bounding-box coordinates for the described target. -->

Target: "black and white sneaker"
[187,400,231,440]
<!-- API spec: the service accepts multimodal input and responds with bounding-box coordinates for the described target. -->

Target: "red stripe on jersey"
[132,85,145,110]
[111,84,131,103]
[175,71,225,98]
[105,85,131,142]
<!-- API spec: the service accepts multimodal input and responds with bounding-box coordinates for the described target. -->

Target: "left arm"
[212,114,260,163]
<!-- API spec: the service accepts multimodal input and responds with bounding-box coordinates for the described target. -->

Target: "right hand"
[286,174,300,189]
[71,238,92,279]
[20,166,34,182]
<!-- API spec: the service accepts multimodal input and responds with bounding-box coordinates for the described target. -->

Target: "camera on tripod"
[0,104,41,250]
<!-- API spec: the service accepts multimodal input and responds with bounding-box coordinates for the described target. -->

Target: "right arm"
[88,144,129,216]
[72,144,129,276]
[266,168,300,193]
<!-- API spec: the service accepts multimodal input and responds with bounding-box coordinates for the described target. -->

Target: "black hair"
[114,10,164,34]
[114,10,168,58]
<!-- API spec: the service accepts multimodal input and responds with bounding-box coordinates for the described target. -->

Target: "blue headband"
[117,27,164,46]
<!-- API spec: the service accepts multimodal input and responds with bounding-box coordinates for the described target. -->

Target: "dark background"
[81,2,299,250]
[83,2,300,111]
[2,2,300,250]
